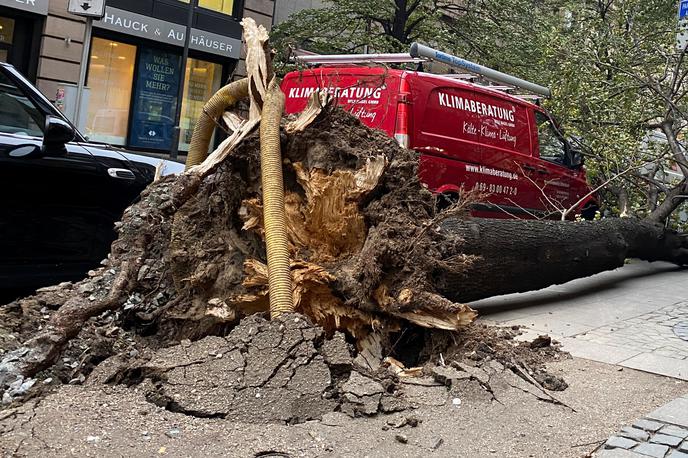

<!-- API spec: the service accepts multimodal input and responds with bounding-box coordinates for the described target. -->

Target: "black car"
[0,62,184,289]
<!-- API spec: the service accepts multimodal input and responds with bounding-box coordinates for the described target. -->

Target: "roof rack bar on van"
[437,74,477,80]
[295,53,423,65]
[512,94,542,100]
[293,45,551,97]
[483,85,515,91]
[409,43,552,98]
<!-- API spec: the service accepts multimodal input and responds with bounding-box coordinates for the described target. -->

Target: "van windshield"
[535,112,566,165]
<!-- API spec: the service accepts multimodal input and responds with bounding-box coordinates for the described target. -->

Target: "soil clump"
[0,109,566,416]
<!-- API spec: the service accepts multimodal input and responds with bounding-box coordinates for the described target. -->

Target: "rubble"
[340,372,385,416]
[0,23,570,421]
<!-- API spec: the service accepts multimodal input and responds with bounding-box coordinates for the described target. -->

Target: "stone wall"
[36,0,85,99]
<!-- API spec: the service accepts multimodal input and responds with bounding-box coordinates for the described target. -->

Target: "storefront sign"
[94,7,241,59]
[0,0,48,15]
[129,47,181,150]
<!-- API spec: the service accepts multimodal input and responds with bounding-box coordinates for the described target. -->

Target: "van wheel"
[436,193,460,212]
[580,203,599,221]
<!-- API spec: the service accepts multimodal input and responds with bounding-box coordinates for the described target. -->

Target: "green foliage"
[273,0,688,223]
[549,0,687,223]
[271,0,449,74]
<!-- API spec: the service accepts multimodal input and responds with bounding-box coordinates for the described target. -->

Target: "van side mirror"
[570,148,584,167]
[566,139,584,168]
[42,115,75,155]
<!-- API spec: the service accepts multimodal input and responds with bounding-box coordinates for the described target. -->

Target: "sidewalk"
[594,394,688,457]
[474,261,688,380]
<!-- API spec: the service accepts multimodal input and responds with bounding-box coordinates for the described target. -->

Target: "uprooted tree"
[0,19,687,394]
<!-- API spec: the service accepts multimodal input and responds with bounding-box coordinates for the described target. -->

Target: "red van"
[282,63,597,219]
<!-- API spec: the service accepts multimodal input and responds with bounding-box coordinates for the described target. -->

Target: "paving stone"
[651,434,683,447]
[680,440,688,452]
[634,419,667,432]
[647,398,688,428]
[660,425,688,439]
[633,442,669,458]
[596,449,645,457]
[620,427,650,442]
[667,451,688,458]
[560,338,643,365]
[605,436,638,450]
[674,322,688,342]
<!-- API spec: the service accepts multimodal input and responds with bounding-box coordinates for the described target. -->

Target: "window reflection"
[83,37,224,153]
[85,38,136,145]
[536,112,566,164]
[178,58,222,152]
[0,70,44,137]
[0,17,16,64]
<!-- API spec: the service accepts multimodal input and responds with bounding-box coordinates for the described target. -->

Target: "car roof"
[0,62,184,174]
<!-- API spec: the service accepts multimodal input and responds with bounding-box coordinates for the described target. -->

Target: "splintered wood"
[233,92,477,337]
[242,157,387,262]
[236,146,400,337]
[190,17,268,179]
[229,259,396,338]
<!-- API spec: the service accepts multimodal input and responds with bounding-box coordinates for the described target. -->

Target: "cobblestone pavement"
[474,261,688,380]
[575,302,688,360]
[594,395,688,457]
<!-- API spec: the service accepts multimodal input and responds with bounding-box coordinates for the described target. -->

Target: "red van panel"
[281,67,596,219]
[413,79,482,166]
[409,73,539,215]
[282,68,401,136]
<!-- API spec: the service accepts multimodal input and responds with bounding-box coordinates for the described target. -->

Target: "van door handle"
[107,168,136,180]
[523,165,537,172]
[537,169,549,174]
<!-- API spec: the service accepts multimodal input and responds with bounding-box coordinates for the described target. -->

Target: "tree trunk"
[434,217,687,303]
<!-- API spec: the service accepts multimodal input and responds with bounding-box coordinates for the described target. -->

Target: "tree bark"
[647,179,688,223]
[434,217,688,303]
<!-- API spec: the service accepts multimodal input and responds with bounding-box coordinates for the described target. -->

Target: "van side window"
[535,112,565,165]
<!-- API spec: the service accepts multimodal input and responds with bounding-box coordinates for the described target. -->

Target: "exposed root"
[0,252,143,388]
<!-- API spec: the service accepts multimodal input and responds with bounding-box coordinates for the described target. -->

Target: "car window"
[0,70,45,137]
[535,111,566,165]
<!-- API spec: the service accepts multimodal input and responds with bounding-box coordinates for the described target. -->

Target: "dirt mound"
[0,108,568,414]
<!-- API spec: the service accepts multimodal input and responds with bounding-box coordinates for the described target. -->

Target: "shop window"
[178,0,234,16]
[178,58,222,152]
[0,17,16,63]
[199,0,234,15]
[0,17,15,45]
[85,38,136,145]
[129,47,182,150]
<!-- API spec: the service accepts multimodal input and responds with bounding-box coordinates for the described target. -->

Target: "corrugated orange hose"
[185,78,249,170]
[260,80,294,318]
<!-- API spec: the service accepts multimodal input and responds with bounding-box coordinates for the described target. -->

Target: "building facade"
[272,0,321,24]
[0,0,274,155]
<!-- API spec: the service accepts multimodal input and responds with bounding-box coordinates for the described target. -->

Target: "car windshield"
[0,69,45,138]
